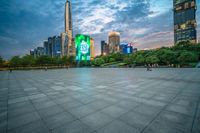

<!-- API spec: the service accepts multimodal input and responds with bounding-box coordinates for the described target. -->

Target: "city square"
[0,68,200,133]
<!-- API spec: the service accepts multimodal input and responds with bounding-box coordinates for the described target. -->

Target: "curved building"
[108,31,120,53]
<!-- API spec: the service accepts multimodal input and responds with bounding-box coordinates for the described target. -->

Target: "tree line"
[0,55,76,68]
[0,41,200,68]
[91,41,200,67]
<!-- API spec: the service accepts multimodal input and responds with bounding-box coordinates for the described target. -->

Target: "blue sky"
[0,0,200,59]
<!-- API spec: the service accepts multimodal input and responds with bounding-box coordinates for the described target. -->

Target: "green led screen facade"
[75,34,91,61]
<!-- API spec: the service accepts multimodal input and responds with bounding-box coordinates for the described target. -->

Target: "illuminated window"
[184,3,189,9]
[191,1,195,7]
[176,6,182,11]
[181,24,186,29]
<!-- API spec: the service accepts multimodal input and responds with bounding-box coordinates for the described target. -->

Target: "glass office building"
[173,0,197,44]
[120,42,133,54]
[101,41,109,56]
[52,36,62,57]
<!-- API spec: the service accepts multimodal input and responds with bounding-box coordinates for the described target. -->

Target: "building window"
[180,24,186,30]
[184,3,189,9]
[176,6,182,11]
[175,25,178,30]
[191,1,195,7]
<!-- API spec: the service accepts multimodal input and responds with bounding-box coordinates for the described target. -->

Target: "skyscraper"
[108,31,120,53]
[65,0,73,33]
[48,37,53,56]
[62,0,75,56]
[52,36,62,57]
[101,41,109,56]
[61,32,68,57]
[173,0,197,44]
[43,41,48,55]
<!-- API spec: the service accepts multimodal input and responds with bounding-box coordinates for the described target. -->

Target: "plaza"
[0,68,200,133]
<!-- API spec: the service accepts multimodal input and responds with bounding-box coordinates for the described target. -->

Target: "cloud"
[0,0,199,59]
[135,31,173,49]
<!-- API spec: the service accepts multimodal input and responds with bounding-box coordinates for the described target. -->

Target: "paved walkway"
[0,68,200,133]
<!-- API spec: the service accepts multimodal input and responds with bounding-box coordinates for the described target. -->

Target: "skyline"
[0,0,200,59]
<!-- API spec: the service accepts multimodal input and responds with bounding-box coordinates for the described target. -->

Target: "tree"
[79,60,90,67]
[21,55,35,66]
[174,41,192,51]
[61,56,68,65]
[36,56,52,65]
[156,49,177,65]
[68,56,76,65]
[123,57,133,65]
[172,41,200,54]
[51,57,62,65]
[109,58,116,63]
[135,55,145,65]
[94,58,105,66]
[110,53,123,61]
[10,56,22,67]
[178,51,198,65]
[91,60,96,66]
[146,55,159,64]
[102,56,109,63]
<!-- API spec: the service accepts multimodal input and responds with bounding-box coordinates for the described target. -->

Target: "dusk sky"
[0,0,200,59]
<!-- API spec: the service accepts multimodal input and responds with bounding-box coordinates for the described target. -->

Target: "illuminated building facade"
[173,0,197,44]
[120,42,133,54]
[108,31,120,53]
[75,34,91,61]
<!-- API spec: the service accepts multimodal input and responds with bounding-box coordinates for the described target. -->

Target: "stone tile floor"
[0,68,200,133]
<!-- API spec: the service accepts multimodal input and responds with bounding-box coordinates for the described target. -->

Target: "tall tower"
[173,0,197,44]
[61,0,75,57]
[65,0,72,33]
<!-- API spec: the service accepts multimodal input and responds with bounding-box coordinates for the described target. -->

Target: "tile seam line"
[22,72,87,133]
[6,72,10,133]
[12,72,51,133]
[191,97,200,132]
[22,71,128,132]
[140,84,186,133]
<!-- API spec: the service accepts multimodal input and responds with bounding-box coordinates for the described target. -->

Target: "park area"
[0,68,200,133]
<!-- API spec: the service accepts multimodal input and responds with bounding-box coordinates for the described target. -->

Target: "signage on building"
[75,34,91,61]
